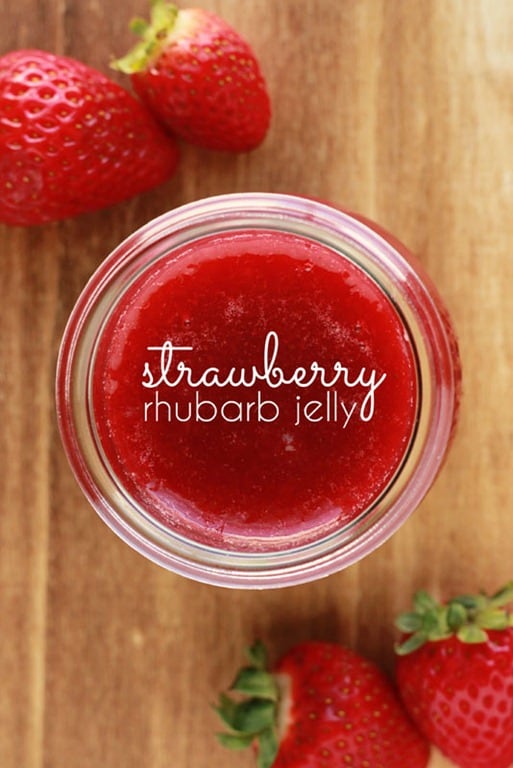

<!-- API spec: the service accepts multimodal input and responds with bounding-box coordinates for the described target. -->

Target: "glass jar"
[55,193,461,588]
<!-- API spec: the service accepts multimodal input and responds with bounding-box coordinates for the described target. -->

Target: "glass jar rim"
[56,192,459,588]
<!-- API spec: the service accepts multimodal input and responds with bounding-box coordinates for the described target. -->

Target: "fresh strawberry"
[395,583,513,768]
[0,49,179,226]
[113,1,271,152]
[216,640,430,768]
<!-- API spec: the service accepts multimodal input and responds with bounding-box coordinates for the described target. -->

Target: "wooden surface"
[1,1,512,766]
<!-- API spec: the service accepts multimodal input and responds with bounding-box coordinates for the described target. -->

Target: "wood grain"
[1,1,512,766]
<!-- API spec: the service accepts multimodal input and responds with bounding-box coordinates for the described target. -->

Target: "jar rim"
[56,193,460,588]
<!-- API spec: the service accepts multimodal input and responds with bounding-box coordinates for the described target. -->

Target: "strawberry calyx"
[395,581,513,655]
[112,0,180,74]
[215,641,281,768]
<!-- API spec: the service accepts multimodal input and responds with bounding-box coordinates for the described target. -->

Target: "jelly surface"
[92,230,418,548]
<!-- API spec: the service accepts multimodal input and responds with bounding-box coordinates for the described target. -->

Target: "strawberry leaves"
[215,641,280,768]
[395,581,513,655]
[112,0,179,75]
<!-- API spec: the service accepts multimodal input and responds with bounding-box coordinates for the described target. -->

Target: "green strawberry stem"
[395,581,513,655]
[112,0,179,74]
[215,641,281,768]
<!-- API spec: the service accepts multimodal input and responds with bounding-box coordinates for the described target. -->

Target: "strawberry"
[113,1,271,152]
[395,583,513,768]
[0,49,179,226]
[216,640,430,768]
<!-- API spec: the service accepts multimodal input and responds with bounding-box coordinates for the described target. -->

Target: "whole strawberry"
[0,49,179,226]
[216,640,429,768]
[395,583,513,768]
[113,1,271,152]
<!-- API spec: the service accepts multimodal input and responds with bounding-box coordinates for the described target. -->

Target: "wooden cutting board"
[1,1,511,766]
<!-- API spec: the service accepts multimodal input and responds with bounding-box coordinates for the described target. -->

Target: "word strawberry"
[216,640,429,768]
[113,1,271,152]
[395,583,513,768]
[0,49,179,226]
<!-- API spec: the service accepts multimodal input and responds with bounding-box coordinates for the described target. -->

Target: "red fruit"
[395,583,513,768]
[0,49,179,226]
[113,1,271,152]
[216,640,429,768]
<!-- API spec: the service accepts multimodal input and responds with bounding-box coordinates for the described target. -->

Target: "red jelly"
[56,194,460,587]
[93,230,417,547]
